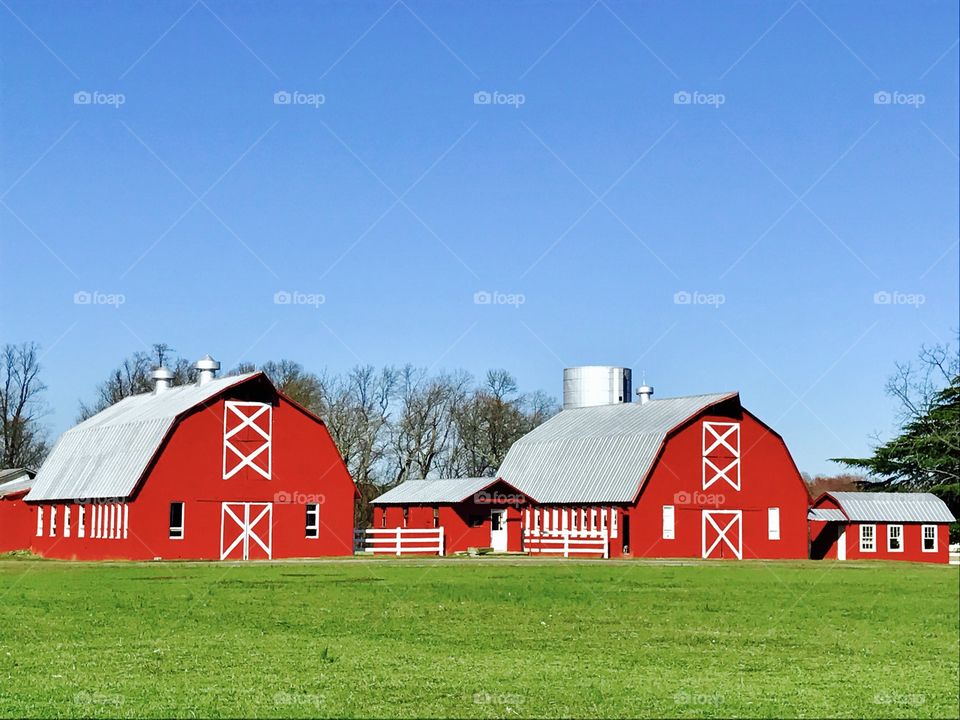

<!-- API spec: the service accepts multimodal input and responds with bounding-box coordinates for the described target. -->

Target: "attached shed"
[0,468,36,553]
[23,357,358,561]
[809,492,955,563]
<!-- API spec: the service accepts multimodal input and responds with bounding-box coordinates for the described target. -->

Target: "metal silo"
[562,366,633,410]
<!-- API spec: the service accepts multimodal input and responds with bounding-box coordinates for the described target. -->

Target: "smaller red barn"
[369,478,531,554]
[0,468,36,554]
[809,492,955,563]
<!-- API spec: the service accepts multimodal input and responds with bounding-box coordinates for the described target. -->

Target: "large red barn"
[371,367,812,559]
[23,357,357,560]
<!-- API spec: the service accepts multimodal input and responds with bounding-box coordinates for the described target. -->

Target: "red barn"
[23,357,357,561]
[809,492,955,563]
[369,367,811,559]
[0,468,36,553]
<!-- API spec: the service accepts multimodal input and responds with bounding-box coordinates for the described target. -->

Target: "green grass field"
[0,557,957,719]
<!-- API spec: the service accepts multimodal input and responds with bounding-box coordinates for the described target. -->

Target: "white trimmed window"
[49,506,57,537]
[305,504,320,538]
[169,502,184,539]
[887,524,903,552]
[64,506,71,538]
[662,505,675,540]
[922,525,937,553]
[767,507,780,540]
[78,505,85,538]
[123,505,129,539]
[860,524,875,552]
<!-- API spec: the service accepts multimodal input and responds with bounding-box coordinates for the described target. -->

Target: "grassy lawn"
[0,557,957,719]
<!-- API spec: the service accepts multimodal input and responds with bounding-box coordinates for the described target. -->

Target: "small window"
[922,525,937,552]
[36,506,43,537]
[432,507,440,529]
[169,502,184,539]
[49,506,57,537]
[887,525,903,552]
[305,503,320,538]
[662,505,675,540]
[380,510,387,528]
[402,507,409,528]
[860,524,875,552]
[78,505,86,538]
[64,506,72,538]
[767,507,780,540]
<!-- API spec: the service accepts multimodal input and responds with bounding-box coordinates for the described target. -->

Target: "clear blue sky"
[2,0,957,475]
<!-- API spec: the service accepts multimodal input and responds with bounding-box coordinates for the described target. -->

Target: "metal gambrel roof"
[26,373,261,502]
[826,492,956,523]
[496,392,739,504]
[371,477,501,505]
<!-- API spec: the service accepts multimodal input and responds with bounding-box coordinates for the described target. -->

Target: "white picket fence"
[354,527,444,556]
[525,529,609,558]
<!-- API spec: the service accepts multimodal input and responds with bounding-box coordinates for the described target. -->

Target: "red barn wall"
[842,522,949,563]
[629,408,811,560]
[30,387,356,561]
[0,493,33,553]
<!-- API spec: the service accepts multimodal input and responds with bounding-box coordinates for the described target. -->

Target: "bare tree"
[0,342,49,468]
[884,341,958,424]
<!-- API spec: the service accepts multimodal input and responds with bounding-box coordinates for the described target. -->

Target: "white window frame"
[36,506,44,537]
[64,506,71,538]
[169,502,185,540]
[767,507,780,540]
[662,505,675,540]
[859,524,875,552]
[78,505,86,538]
[49,506,57,537]
[921,524,937,553]
[305,503,320,539]
[887,524,903,553]
[123,504,129,539]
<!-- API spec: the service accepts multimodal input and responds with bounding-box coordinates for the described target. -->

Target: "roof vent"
[636,384,654,404]
[152,366,174,394]
[195,355,220,386]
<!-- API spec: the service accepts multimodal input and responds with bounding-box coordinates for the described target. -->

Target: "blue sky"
[1,0,957,475]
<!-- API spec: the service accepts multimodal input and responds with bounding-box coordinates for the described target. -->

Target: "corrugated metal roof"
[371,477,499,505]
[26,373,261,502]
[0,469,35,497]
[827,492,956,523]
[808,507,847,522]
[497,392,738,504]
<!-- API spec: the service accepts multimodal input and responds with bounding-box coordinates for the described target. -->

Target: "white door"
[490,509,508,552]
[836,525,846,561]
[220,502,273,560]
[702,510,742,559]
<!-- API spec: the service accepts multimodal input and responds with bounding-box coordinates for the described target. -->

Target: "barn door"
[220,502,273,560]
[702,422,740,491]
[702,510,742,559]
[223,402,272,480]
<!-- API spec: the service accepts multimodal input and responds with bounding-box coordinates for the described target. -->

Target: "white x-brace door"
[223,401,272,480]
[702,422,740,491]
[220,502,273,560]
[702,510,742,559]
